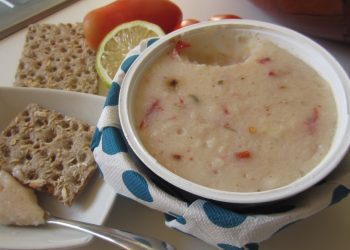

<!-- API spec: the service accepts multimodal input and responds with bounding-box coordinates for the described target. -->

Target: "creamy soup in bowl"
[119,20,350,204]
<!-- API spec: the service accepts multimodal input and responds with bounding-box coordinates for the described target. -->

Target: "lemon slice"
[96,20,164,87]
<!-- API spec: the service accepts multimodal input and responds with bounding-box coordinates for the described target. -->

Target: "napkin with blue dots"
[91,38,350,250]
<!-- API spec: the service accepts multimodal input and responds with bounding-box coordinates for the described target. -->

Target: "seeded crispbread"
[14,23,98,94]
[0,104,96,206]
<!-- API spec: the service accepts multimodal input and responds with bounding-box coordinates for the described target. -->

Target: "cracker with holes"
[14,23,98,94]
[0,104,96,206]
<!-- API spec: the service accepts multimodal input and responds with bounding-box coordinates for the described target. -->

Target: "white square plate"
[0,87,115,249]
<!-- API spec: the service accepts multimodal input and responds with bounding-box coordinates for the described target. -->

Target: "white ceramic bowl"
[0,87,115,249]
[119,20,350,204]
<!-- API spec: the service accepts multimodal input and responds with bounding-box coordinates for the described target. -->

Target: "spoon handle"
[46,215,174,250]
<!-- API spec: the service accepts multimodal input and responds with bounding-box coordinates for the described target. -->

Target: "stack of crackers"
[0,23,101,207]
[0,104,96,206]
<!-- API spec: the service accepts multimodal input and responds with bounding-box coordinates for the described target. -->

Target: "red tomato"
[209,14,242,21]
[83,0,183,50]
[172,40,191,55]
[173,19,200,30]
[235,150,251,159]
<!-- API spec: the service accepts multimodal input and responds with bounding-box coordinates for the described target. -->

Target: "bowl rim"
[119,19,350,204]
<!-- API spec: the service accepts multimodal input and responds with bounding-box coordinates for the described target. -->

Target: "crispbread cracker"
[14,23,98,94]
[0,104,96,206]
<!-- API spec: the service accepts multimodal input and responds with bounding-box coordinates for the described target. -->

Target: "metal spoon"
[46,214,174,250]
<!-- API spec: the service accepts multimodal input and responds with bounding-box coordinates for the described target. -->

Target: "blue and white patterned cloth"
[91,38,350,250]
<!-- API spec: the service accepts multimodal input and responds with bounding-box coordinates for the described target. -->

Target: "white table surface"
[0,0,350,249]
